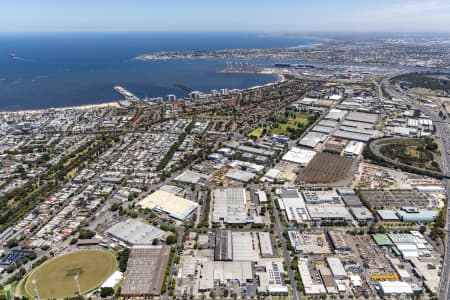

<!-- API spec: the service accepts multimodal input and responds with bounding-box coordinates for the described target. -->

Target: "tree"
[430,228,444,241]
[100,287,114,298]
[419,225,427,234]
[152,238,159,245]
[6,239,18,249]
[78,228,96,239]
[110,203,120,212]
[117,249,130,272]
[166,235,176,245]
[27,252,37,260]
[223,289,229,298]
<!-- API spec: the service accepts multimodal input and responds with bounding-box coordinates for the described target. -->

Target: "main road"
[269,191,301,300]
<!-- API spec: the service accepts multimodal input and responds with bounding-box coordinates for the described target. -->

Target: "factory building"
[302,190,340,204]
[326,257,347,280]
[299,131,328,148]
[258,232,274,257]
[106,219,168,246]
[281,147,316,167]
[212,188,250,224]
[280,189,310,223]
[343,141,365,157]
[214,230,233,261]
[376,281,413,296]
[307,206,353,224]
[350,206,375,223]
[137,190,198,221]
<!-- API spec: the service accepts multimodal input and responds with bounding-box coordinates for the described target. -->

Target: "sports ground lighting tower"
[74,274,82,297]
[31,279,40,300]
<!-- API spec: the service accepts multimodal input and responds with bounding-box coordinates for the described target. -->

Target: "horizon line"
[1,30,450,34]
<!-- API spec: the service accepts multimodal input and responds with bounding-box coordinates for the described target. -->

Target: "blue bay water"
[0,32,316,110]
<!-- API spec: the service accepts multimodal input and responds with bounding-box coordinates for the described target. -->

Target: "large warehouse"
[280,189,310,223]
[137,189,198,221]
[212,188,250,224]
[213,230,258,262]
[106,219,168,246]
[282,147,316,167]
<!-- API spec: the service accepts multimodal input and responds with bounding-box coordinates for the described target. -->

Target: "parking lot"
[359,190,429,209]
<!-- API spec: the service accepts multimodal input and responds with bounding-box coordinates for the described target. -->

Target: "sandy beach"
[0,101,121,115]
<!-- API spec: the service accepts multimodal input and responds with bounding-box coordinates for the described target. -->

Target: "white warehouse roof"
[325,109,347,121]
[299,132,328,148]
[376,281,413,295]
[138,190,198,221]
[282,147,316,166]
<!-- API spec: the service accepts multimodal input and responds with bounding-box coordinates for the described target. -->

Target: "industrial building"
[232,232,257,262]
[256,190,268,203]
[311,125,334,134]
[212,188,250,224]
[326,257,347,279]
[307,205,353,223]
[415,185,445,193]
[137,189,199,221]
[281,147,316,167]
[302,190,340,204]
[223,141,276,157]
[350,206,375,222]
[324,109,347,121]
[299,131,328,148]
[333,130,371,143]
[328,231,351,251]
[199,261,253,291]
[214,261,253,284]
[376,281,413,296]
[174,170,211,184]
[258,261,288,295]
[346,111,378,124]
[298,258,326,295]
[341,120,375,130]
[214,230,257,262]
[288,231,303,253]
[341,195,363,207]
[343,141,365,157]
[262,168,281,182]
[225,169,256,183]
[395,207,438,223]
[318,265,338,294]
[214,230,233,261]
[377,208,438,223]
[317,119,338,128]
[258,232,274,257]
[106,219,168,246]
[280,189,310,223]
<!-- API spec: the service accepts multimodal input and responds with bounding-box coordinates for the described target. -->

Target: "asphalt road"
[270,192,301,300]
[382,76,450,300]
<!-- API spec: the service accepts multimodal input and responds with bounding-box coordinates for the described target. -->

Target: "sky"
[1,0,450,33]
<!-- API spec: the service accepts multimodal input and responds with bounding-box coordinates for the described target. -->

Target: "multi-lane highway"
[381,76,450,300]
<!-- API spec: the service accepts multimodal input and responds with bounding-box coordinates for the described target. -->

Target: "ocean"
[0,32,316,110]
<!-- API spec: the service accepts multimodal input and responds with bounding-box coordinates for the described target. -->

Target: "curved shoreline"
[1,71,283,114]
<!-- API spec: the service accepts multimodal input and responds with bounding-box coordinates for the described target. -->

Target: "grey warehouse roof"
[107,219,167,245]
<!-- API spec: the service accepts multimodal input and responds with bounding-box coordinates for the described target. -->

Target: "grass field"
[249,111,312,139]
[379,138,440,171]
[24,250,117,299]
